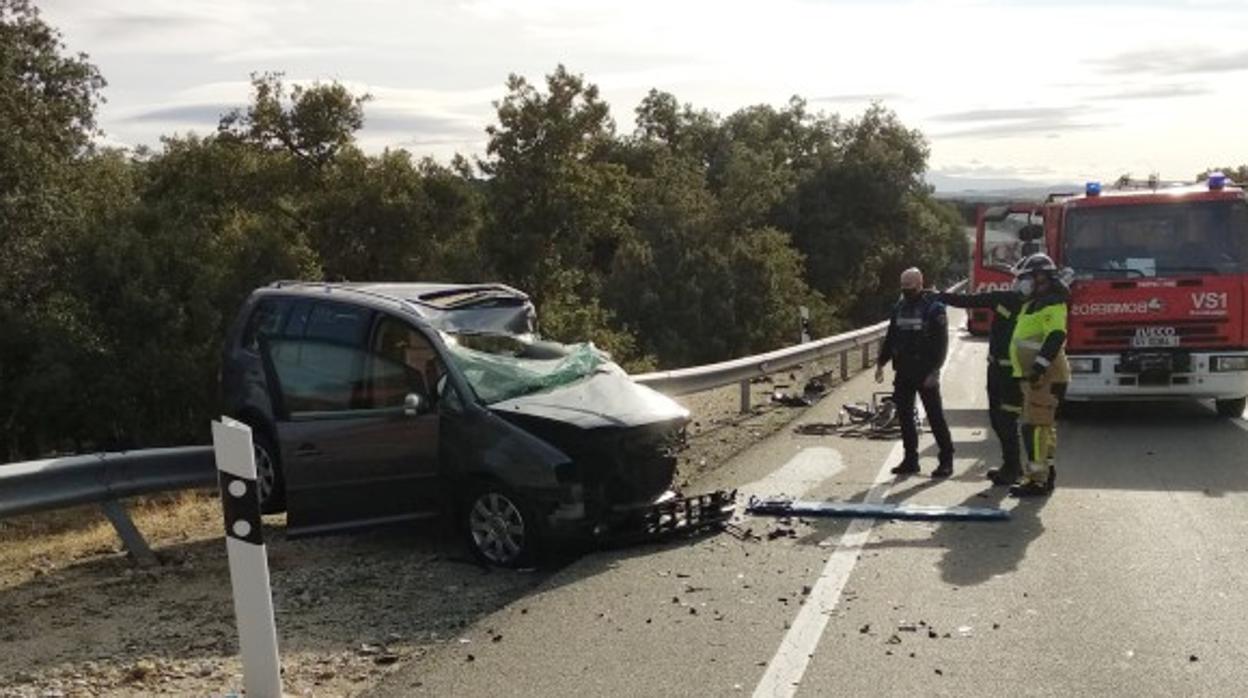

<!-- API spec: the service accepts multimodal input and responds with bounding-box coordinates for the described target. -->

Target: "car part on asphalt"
[603,489,738,545]
[793,392,923,439]
[746,496,1010,522]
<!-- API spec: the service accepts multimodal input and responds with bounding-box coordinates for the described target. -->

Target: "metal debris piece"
[747,496,1009,522]
[794,392,925,440]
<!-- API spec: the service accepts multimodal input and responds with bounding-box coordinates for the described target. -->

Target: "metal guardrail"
[0,446,216,565]
[634,322,888,411]
[635,280,967,411]
[0,280,964,562]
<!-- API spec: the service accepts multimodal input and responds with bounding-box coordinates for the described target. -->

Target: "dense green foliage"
[0,5,968,459]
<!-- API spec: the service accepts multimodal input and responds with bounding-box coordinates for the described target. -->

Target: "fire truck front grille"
[1082,318,1231,349]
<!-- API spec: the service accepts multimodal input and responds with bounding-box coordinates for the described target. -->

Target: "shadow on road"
[1060,399,1248,494]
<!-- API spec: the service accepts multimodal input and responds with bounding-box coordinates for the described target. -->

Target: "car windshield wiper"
[1156,265,1219,274]
[1070,266,1145,278]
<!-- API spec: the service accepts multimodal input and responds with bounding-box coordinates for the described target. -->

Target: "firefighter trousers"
[893,375,954,466]
[1020,379,1067,486]
[986,362,1022,473]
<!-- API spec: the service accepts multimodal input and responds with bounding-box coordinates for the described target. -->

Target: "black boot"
[931,459,953,478]
[891,457,920,476]
[1009,468,1055,497]
[987,466,1021,487]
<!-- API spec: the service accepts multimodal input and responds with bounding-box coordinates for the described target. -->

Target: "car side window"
[369,316,443,409]
[264,302,372,415]
[241,299,288,352]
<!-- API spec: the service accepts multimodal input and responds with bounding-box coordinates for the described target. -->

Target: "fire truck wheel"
[1215,397,1246,418]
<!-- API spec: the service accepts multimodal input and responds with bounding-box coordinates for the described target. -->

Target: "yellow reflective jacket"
[1009,295,1071,383]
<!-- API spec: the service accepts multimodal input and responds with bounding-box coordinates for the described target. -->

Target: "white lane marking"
[738,447,845,501]
[753,327,976,698]
[752,441,902,698]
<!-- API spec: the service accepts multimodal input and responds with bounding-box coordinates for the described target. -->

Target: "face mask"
[902,288,920,301]
[1014,277,1035,296]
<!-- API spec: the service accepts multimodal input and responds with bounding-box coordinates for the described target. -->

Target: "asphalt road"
[366,309,1248,697]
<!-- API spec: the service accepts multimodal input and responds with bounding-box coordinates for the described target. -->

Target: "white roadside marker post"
[212,417,283,698]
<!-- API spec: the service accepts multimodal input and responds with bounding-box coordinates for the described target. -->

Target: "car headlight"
[1069,357,1100,374]
[1211,356,1248,372]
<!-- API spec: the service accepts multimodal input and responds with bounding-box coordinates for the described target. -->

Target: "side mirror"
[403,393,426,417]
[1018,223,1044,242]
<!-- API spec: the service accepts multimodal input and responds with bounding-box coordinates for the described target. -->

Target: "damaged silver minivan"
[220,282,731,566]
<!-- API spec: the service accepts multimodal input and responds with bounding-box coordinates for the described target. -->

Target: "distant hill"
[926,171,1083,202]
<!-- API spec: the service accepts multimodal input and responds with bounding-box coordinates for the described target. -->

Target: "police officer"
[875,268,955,477]
[935,272,1025,486]
[1008,254,1071,497]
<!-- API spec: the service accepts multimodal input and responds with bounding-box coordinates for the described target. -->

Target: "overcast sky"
[41,0,1248,191]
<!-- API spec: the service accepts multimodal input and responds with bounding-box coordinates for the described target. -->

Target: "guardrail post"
[99,499,158,567]
[839,349,849,382]
[739,379,751,414]
[213,417,283,698]
[862,343,871,370]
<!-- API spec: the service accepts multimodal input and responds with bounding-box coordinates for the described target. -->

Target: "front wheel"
[1215,397,1246,418]
[461,485,542,568]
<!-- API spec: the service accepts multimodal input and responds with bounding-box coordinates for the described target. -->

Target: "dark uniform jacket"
[878,294,948,380]
[937,290,1024,367]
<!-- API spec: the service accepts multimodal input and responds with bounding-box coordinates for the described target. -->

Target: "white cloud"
[37,0,1248,181]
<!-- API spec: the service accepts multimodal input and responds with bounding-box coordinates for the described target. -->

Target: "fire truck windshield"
[1064,199,1248,278]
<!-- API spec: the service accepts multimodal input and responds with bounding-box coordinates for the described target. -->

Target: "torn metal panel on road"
[746,496,1010,522]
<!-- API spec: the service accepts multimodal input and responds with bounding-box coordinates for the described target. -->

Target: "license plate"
[1131,333,1179,348]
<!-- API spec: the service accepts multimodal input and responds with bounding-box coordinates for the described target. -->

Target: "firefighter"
[934,275,1025,486]
[874,268,955,477]
[1008,253,1071,497]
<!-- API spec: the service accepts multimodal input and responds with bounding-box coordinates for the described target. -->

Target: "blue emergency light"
[1208,172,1227,190]
[1085,181,1101,197]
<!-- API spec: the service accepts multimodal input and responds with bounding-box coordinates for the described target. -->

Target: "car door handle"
[294,443,323,458]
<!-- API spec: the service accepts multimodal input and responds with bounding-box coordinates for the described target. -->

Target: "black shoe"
[987,467,1020,487]
[1009,479,1053,498]
[891,460,920,476]
[931,462,953,478]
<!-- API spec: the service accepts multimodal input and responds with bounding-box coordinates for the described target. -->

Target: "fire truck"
[970,172,1248,417]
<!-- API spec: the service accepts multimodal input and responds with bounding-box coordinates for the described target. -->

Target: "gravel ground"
[0,351,871,697]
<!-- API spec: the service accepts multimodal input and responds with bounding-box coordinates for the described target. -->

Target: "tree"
[478,65,638,359]
[0,0,106,457]
[219,72,368,169]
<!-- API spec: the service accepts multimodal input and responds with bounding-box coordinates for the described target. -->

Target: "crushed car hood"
[489,366,689,429]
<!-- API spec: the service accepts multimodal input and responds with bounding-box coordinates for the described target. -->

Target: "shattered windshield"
[442,334,611,405]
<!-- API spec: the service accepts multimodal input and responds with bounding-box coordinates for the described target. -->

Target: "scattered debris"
[794,392,922,439]
[859,624,871,634]
[886,634,902,645]
[1190,655,1199,663]
[898,622,918,633]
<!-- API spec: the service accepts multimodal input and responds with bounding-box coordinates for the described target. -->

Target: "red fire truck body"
[970,175,1248,416]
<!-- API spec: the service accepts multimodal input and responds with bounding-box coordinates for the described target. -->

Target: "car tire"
[251,429,286,514]
[1215,397,1246,419]
[461,484,541,568]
